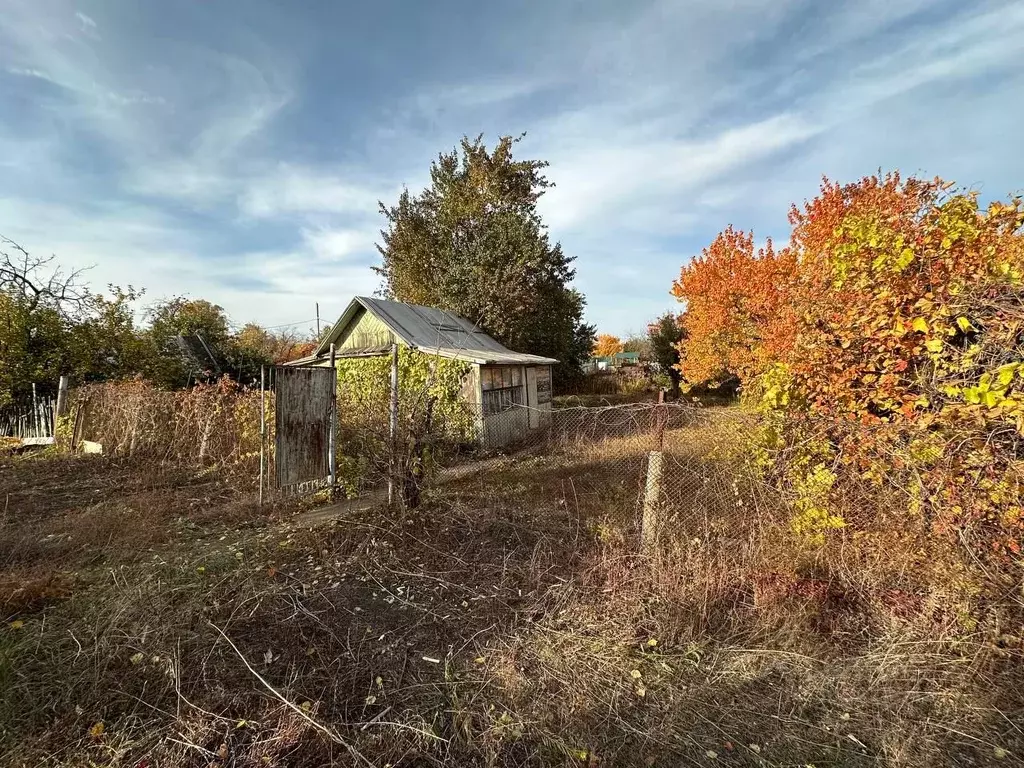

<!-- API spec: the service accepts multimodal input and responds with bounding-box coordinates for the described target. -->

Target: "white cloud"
[6,66,55,82]
[301,227,377,260]
[75,12,96,31]
[536,112,820,232]
[239,166,386,219]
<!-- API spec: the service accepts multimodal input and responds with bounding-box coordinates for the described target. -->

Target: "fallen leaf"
[9,620,24,630]
[88,721,105,739]
[130,652,144,665]
[630,669,642,680]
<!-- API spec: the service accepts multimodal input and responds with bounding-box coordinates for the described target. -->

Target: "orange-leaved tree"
[670,226,795,387]
[784,173,1024,423]
[593,333,624,358]
[672,173,1024,552]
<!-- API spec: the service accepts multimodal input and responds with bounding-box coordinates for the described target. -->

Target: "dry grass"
[1,408,1022,767]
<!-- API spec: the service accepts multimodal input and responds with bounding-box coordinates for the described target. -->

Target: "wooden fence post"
[31,383,38,437]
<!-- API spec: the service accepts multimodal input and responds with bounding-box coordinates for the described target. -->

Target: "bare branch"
[0,234,92,317]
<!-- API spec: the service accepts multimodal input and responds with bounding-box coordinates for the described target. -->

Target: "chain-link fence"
[337,398,771,552]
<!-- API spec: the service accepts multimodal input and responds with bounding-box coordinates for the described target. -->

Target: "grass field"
[2,412,1022,767]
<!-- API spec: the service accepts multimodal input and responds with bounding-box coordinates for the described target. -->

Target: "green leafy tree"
[144,298,232,388]
[375,134,595,384]
[67,286,151,384]
[0,236,89,402]
[647,312,685,392]
[621,333,652,359]
[225,323,307,385]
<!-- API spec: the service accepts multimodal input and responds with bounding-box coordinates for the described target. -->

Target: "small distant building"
[287,296,556,447]
[585,351,639,373]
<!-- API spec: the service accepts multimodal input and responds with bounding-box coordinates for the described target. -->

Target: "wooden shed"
[287,296,556,448]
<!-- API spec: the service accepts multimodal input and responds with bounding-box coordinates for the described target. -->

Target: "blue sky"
[2,1,1023,338]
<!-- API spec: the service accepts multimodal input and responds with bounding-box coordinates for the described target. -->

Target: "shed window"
[481,366,523,415]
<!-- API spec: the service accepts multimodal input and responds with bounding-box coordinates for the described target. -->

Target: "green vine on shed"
[333,348,475,497]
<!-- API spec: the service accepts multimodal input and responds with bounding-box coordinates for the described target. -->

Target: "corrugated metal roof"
[308,297,558,365]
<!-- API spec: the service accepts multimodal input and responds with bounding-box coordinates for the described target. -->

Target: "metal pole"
[388,343,399,505]
[31,382,38,438]
[259,365,266,507]
[316,302,321,339]
[328,343,337,497]
[656,388,667,452]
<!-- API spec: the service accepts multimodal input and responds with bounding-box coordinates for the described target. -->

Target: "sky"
[1,1,1023,339]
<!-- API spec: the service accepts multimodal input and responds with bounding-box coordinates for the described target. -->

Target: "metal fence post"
[388,343,399,505]
[259,365,266,507]
[329,343,337,498]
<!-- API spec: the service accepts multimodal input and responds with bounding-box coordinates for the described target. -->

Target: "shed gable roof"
[313,297,558,366]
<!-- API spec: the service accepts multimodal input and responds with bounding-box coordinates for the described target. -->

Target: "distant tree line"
[0,236,315,404]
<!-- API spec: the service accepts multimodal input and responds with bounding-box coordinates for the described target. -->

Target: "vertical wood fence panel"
[0,397,56,438]
[274,366,336,490]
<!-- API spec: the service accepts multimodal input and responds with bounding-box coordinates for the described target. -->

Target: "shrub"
[673,173,1024,555]
[333,349,473,495]
[71,378,265,473]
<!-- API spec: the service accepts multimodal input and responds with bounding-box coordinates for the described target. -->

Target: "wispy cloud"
[6,66,56,82]
[75,11,96,31]
[238,166,386,219]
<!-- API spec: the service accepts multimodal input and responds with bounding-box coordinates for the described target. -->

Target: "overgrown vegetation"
[3,403,1020,766]
[672,173,1024,554]
[333,349,475,497]
[4,170,1023,767]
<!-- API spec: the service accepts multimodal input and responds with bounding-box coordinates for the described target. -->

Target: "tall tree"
[647,312,685,391]
[593,333,624,357]
[375,134,595,384]
[67,286,151,384]
[144,298,232,388]
[0,236,89,402]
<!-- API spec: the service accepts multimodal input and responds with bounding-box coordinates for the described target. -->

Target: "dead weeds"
[1,432,1022,767]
